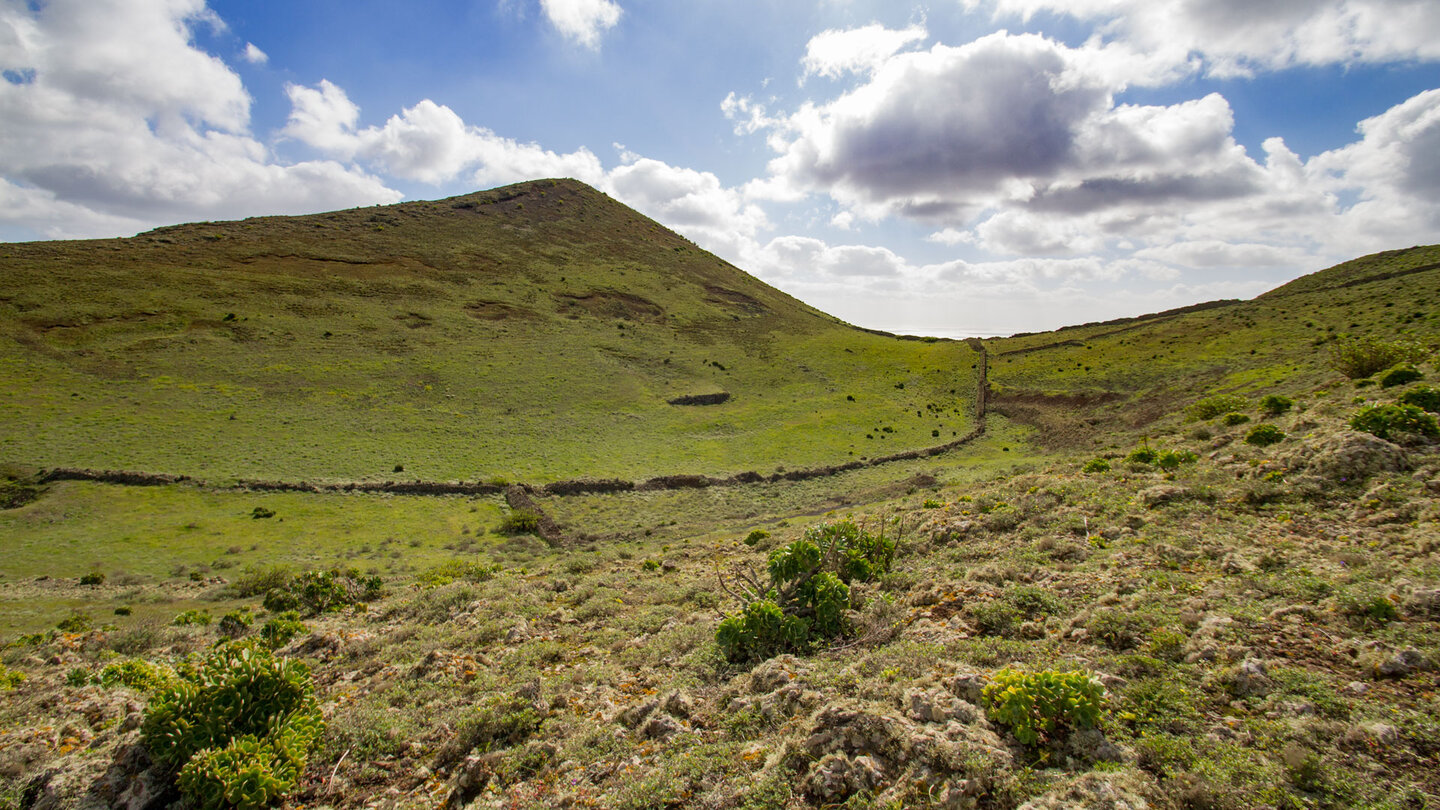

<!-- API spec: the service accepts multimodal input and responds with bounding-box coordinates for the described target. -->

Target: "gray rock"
[1375,647,1429,679]
[1233,659,1272,698]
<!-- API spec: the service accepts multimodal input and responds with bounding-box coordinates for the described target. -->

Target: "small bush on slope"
[716,519,894,662]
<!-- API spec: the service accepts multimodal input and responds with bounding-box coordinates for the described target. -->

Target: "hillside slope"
[0,179,977,482]
[985,244,1440,448]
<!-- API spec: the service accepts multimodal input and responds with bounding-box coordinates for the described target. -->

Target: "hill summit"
[0,179,979,483]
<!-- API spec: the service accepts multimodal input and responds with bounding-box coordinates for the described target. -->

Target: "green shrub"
[173,609,212,627]
[922,498,943,509]
[218,609,253,639]
[259,613,307,649]
[716,519,894,662]
[79,571,106,586]
[57,613,92,633]
[114,606,133,616]
[100,659,177,693]
[966,601,1021,637]
[66,667,90,687]
[1222,412,1251,426]
[1082,458,1111,473]
[141,643,323,809]
[1329,336,1427,379]
[264,570,384,616]
[227,566,292,599]
[500,510,540,535]
[1350,404,1440,441]
[742,530,769,546]
[1379,365,1423,388]
[0,665,25,690]
[1398,385,1440,412]
[1337,589,1399,627]
[1187,394,1249,421]
[1126,445,1158,465]
[1244,424,1286,447]
[1259,395,1293,416]
[1006,585,1065,619]
[1087,609,1149,650]
[1154,449,1198,470]
[414,560,501,588]
[982,669,1105,745]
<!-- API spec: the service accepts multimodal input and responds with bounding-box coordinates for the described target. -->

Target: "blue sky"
[3,0,1439,336]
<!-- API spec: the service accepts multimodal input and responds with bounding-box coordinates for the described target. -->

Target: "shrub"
[1379,365,1423,388]
[1350,404,1440,441]
[79,571,106,586]
[1088,609,1149,650]
[966,601,1021,637]
[982,669,1105,745]
[1244,424,1286,447]
[415,560,502,588]
[141,642,323,809]
[217,609,253,639]
[1329,336,1426,379]
[1259,395,1293,416]
[1154,449,1198,470]
[1082,458,1111,473]
[1006,585,1064,619]
[173,609,212,627]
[264,569,384,616]
[1337,589,1399,627]
[1399,385,1440,413]
[500,510,540,535]
[259,613,307,649]
[742,530,769,546]
[0,665,25,690]
[1222,412,1251,426]
[1126,445,1158,465]
[1187,394,1249,421]
[57,613,92,633]
[99,659,177,693]
[716,519,894,662]
[227,566,292,599]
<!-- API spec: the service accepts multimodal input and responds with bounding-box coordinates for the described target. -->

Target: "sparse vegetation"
[1329,336,1427,379]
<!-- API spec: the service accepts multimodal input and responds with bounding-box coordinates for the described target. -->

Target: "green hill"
[0,179,977,483]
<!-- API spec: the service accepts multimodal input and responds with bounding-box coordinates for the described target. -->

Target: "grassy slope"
[985,244,1440,446]
[0,179,976,483]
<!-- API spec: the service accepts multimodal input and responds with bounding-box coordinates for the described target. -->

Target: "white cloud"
[282,81,605,186]
[0,0,401,238]
[539,0,622,49]
[802,23,927,79]
[603,156,770,258]
[242,42,268,64]
[754,31,1266,236]
[971,0,1440,77]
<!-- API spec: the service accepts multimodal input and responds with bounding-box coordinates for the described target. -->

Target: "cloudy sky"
[3,0,1439,336]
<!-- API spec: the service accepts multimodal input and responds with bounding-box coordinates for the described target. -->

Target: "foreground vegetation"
[1,188,1438,808]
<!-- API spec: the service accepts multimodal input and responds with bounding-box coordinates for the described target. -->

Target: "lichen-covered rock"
[802,752,886,803]
[905,687,981,725]
[1284,432,1410,485]
[785,703,1011,806]
[1016,770,1155,810]
[1232,658,1272,698]
[1138,485,1188,507]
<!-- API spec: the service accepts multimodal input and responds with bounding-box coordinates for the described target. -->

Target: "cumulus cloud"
[0,0,400,238]
[242,42,268,64]
[754,31,1269,241]
[969,0,1440,77]
[282,81,605,186]
[802,23,927,79]
[540,0,622,49]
